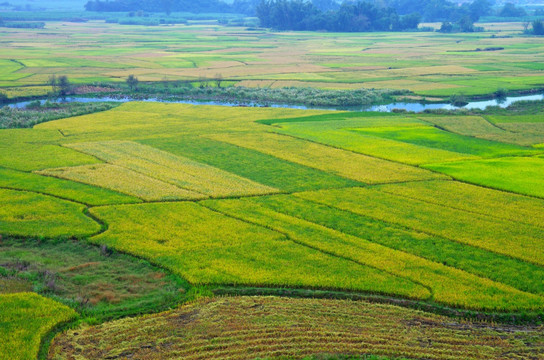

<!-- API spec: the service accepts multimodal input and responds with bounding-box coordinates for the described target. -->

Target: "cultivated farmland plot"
[1,101,544,358]
[1,23,544,98]
[2,21,544,360]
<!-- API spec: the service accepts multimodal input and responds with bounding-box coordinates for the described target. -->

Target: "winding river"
[7,93,544,113]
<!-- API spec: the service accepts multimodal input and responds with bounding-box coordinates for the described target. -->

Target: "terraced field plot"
[203,196,544,310]
[2,102,544,359]
[0,166,139,206]
[2,103,544,308]
[1,23,544,98]
[418,115,544,146]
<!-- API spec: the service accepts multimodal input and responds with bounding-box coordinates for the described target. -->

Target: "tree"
[161,0,173,15]
[499,3,527,17]
[533,19,544,35]
[57,76,71,97]
[439,21,453,32]
[468,0,492,21]
[48,75,58,93]
[457,15,474,32]
[198,76,208,88]
[126,74,139,91]
[311,0,338,11]
[0,91,7,105]
[215,73,224,88]
[399,12,421,30]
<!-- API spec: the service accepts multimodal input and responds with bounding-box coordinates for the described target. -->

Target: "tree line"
[256,1,421,31]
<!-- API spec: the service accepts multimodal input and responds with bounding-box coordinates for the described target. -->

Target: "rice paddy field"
[1,99,544,359]
[2,18,544,360]
[0,22,544,99]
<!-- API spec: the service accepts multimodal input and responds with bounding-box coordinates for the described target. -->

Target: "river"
[6,93,544,113]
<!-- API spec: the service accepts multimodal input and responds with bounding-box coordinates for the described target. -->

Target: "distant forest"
[84,0,494,31]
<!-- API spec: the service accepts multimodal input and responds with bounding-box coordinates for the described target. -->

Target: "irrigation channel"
[7,93,544,112]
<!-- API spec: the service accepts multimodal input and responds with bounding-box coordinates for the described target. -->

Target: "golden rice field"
[37,164,205,201]
[65,140,279,198]
[209,132,443,184]
[1,22,544,98]
[2,101,544,359]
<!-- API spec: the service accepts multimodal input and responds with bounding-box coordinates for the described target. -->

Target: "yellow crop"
[0,293,76,360]
[65,140,278,197]
[38,164,204,201]
[209,132,441,184]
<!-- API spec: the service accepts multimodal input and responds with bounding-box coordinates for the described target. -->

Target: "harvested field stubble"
[49,296,544,360]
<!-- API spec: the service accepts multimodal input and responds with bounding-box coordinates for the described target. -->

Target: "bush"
[494,88,508,98]
[0,102,120,129]
[450,94,468,107]
[533,19,544,35]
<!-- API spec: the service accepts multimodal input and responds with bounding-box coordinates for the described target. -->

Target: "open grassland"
[0,292,76,360]
[49,296,544,360]
[0,237,187,318]
[0,23,544,98]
